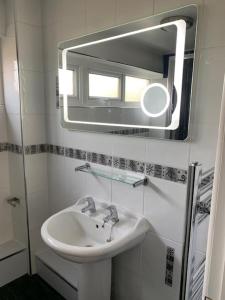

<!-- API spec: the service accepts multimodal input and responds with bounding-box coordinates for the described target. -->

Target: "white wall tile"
[27,189,50,230]
[141,232,183,300]
[112,135,146,161]
[0,108,8,142]
[20,70,45,114]
[0,188,14,244]
[189,47,225,170]
[17,23,43,72]
[190,123,218,171]
[48,154,69,213]
[43,25,58,72]
[25,154,48,193]
[15,0,42,26]
[0,59,5,107]
[202,0,225,49]
[77,162,112,202]
[42,0,62,26]
[6,113,22,145]
[45,71,58,115]
[112,180,144,214]
[115,0,153,24]
[64,131,113,155]
[2,37,20,115]
[154,0,181,14]
[144,177,187,243]
[23,115,46,145]
[57,0,86,41]
[63,158,87,206]
[86,0,116,33]
[47,113,65,145]
[0,152,10,190]
[65,159,112,205]
[11,195,28,245]
[191,48,225,127]
[154,0,202,14]
[146,140,190,169]
[8,152,25,198]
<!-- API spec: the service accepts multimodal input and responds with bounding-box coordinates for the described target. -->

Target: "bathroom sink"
[41,197,150,263]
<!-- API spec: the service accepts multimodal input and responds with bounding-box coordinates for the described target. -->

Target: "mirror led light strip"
[62,20,186,130]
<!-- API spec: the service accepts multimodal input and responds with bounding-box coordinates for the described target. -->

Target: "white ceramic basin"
[41,197,150,263]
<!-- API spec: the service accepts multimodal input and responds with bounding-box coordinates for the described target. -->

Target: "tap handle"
[85,196,94,205]
[81,196,96,213]
[106,205,117,215]
[104,205,119,223]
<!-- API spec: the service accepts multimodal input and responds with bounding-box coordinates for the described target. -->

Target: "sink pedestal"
[78,259,111,300]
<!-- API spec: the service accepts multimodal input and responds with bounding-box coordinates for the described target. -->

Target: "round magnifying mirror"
[141,83,170,118]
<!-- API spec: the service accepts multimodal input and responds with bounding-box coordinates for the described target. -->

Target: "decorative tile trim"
[0,143,8,152]
[87,151,112,166]
[65,147,86,160]
[48,144,64,156]
[0,142,188,184]
[25,144,49,155]
[146,163,187,184]
[8,143,23,154]
[0,143,23,154]
[165,247,175,287]
[113,156,145,173]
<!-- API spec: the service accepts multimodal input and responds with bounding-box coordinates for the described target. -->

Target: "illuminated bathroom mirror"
[58,5,197,140]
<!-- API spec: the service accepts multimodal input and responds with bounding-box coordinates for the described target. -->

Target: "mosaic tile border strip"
[0,143,8,152]
[25,144,49,155]
[0,143,22,153]
[113,156,145,174]
[165,247,175,287]
[0,143,188,184]
[146,163,187,184]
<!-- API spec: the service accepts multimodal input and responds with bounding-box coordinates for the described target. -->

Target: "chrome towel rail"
[181,163,214,300]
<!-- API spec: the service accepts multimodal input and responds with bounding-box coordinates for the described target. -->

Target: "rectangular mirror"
[58,5,197,140]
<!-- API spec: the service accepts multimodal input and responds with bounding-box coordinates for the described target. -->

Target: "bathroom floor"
[0,275,65,300]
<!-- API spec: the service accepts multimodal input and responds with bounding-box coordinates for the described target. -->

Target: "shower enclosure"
[0,0,30,285]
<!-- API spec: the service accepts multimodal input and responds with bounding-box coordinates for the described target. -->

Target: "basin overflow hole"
[96,224,99,229]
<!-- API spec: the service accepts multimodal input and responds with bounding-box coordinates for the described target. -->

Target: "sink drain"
[85,244,93,247]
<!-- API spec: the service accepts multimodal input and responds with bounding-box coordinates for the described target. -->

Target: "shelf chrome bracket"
[75,163,90,172]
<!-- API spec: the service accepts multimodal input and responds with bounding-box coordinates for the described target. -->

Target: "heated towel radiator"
[181,163,214,300]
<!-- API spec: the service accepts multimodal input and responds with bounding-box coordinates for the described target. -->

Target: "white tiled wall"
[13,0,225,298]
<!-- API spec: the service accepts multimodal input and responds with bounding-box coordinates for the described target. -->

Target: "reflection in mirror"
[58,5,197,140]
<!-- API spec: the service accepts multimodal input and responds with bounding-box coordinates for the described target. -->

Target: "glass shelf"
[75,163,148,188]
